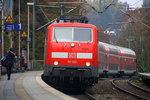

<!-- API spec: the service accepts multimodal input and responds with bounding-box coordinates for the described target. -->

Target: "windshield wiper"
[54,33,58,43]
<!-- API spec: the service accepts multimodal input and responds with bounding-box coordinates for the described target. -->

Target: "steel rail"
[111,79,150,100]
[85,92,97,100]
[128,80,150,93]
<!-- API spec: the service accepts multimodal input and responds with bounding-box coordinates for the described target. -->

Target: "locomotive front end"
[44,23,98,89]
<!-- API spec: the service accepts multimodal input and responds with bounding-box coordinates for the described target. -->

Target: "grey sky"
[119,0,143,8]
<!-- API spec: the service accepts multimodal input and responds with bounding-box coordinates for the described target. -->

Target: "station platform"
[138,73,150,80]
[0,71,77,100]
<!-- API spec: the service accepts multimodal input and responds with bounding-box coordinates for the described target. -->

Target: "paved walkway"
[0,71,77,100]
[0,73,20,100]
[139,73,150,79]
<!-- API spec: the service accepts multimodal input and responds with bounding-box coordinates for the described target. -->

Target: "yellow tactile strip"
[15,72,33,100]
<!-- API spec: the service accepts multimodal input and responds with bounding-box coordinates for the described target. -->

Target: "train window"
[74,28,91,42]
[109,48,118,55]
[54,27,72,42]
[53,27,92,42]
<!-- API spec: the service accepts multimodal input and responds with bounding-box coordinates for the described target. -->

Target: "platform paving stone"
[0,71,77,100]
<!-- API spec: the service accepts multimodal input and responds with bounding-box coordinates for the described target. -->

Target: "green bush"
[32,61,44,70]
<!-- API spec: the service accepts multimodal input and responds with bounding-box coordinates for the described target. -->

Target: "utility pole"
[126,23,131,49]
[18,0,21,69]
[32,0,35,68]
[10,0,13,48]
[27,4,30,70]
[128,35,131,48]
[60,5,63,15]
[99,0,102,12]
[27,2,34,69]
[1,0,4,57]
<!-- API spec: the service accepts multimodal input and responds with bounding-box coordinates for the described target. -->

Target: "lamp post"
[27,2,34,69]
[1,0,4,57]
[10,0,13,48]
[18,0,21,69]
[33,0,35,68]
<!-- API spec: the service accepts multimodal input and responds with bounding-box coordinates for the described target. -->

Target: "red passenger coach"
[98,42,121,75]
[118,47,136,75]
[98,42,136,77]
[43,16,99,89]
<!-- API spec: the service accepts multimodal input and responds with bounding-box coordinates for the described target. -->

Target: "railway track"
[128,80,150,93]
[85,92,97,100]
[71,92,97,100]
[111,79,150,100]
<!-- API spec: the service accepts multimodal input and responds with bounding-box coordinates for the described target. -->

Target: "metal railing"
[14,60,44,71]
[30,60,44,70]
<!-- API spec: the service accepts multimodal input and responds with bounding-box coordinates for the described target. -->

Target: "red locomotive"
[98,42,136,77]
[43,16,99,89]
[43,16,136,89]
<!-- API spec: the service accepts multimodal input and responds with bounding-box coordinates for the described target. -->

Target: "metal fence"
[14,60,44,71]
[30,60,44,70]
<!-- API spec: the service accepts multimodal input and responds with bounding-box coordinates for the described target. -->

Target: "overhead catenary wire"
[113,5,150,29]
[140,9,150,20]
[39,6,50,22]
[36,7,77,31]
[36,5,76,9]
[36,0,117,31]
[111,3,150,51]
[83,0,116,13]
[100,0,116,13]
[36,1,87,31]
[109,2,150,27]
[129,0,142,7]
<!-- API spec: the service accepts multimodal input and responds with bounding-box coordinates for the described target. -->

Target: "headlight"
[86,62,90,66]
[54,61,58,65]
[70,43,75,47]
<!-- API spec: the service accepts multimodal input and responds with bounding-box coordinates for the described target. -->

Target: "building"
[143,0,150,7]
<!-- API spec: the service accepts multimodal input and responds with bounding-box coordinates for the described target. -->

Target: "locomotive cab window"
[53,27,92,42]
[74,28,91,42]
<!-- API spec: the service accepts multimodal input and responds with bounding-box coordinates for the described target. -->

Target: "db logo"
[68,60,77,64]
[68,53,77,58]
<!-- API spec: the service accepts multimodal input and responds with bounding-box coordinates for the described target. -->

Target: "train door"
[125,57,136,74]
[120,57,126,74]
[108,54,119,74]
[104,54,108,72]
[101,53,109,77]
[133,58,136,71]
[98,51,105,74]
